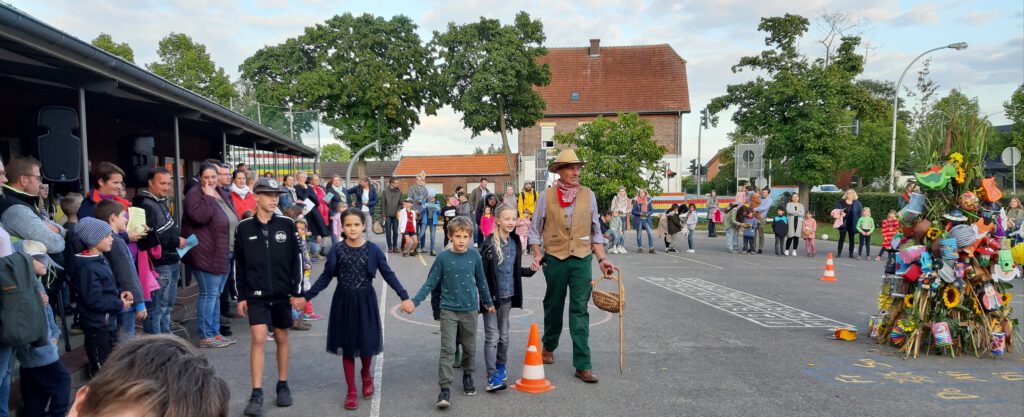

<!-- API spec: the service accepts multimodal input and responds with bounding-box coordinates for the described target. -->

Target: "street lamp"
[888,42,968,192]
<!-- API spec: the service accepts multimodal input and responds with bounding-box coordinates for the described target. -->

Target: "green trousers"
[541,253,592,371]
[438,309,476,389]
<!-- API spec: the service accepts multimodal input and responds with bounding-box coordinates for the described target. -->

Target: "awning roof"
[0,4,316,157]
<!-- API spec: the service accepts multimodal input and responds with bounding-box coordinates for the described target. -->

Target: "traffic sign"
[735,143,763,179]
[1001,147,1020,167]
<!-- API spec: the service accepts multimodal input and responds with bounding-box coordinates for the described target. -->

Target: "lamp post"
[888,42,968,192]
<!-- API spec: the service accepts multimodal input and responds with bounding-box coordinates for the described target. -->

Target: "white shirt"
[361,189,370,212]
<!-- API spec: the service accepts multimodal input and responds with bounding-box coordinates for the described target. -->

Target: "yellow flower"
[949,153,964,167]
[972,297,983,316]
[904,293,914,309]
[955,168,966,184]
[943,286,961,309]
[1004,292,1013,306]
[927,227,941,241]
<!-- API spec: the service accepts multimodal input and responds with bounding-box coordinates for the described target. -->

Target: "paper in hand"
[177,234,199,258]
[302,198,315,216]
[127,207,147,234]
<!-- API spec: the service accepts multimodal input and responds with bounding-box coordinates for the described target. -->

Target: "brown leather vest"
[542,186,594,260]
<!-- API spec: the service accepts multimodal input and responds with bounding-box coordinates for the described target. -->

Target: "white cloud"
[889,2,940,26]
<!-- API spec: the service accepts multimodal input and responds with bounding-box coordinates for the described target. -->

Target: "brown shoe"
[574,369,599,383]
[541,350,554,364]
[291,319,311,331]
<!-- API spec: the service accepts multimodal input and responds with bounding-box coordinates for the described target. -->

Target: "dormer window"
[570,92,580,101]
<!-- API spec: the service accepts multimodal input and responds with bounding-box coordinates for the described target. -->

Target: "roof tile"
[394,154,518,177]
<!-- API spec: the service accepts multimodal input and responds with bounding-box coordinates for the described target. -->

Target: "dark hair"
[241,210,254,219]
[281,205,303,219]
[480,178,488,182]
[389,177,398,184]
[95,199,125,223]
[198,162,219,179]
[688,203,696,210]
[236,162,247,169]
[94,162,125,188]
[283,174,294,183]
[146,166,171,182]
[264,171,274,178]
[669,203,679,213]
[232,169,246,182]
[5,155,40,183]
[339,208,365,240]
[76,335,228,417]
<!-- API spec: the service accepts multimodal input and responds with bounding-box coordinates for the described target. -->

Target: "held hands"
[290,297,307,312]
[400,299,415,314]
[531,255,543,272]
[486,305,496,314]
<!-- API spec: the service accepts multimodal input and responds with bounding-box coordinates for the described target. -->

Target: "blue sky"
[11,0,1023,163]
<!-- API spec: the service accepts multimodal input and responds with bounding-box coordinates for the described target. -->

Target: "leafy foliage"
[239,13,439,158]
[432,11,551,187]
[908,89,992,186]
[319,143,351,162]
[1006,84,1024,150]
[553,113,666,205]
[147,33,236,106]
[91,33,135,63]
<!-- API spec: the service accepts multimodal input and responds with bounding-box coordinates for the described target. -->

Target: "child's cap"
[15,239,63,271]
[76,217,113,249]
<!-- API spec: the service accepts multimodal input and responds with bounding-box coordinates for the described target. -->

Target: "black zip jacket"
[132,191,181,266]
[234,214,302,301]
[478,230,536,311]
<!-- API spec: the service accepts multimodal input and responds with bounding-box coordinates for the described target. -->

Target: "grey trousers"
[439,309,477,389]
[482,299,512,378]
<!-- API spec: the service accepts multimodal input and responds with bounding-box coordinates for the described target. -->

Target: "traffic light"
[852,118,860,137]
[700,108,709,129]
[688,159,697,176]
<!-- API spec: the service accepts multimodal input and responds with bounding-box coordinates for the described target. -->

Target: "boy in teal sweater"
[856,207,875,260]
[408,216,494,409]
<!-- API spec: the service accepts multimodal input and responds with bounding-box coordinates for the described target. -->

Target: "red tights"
[342,356,373,393]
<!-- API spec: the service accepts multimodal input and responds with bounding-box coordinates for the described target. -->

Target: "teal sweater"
[412,249,493,312]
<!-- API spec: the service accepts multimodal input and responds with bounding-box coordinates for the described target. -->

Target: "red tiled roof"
[393,154,519,177]
[536,43,691,115]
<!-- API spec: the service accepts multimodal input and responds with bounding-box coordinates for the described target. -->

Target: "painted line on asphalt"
[371,250,388,417]
[658,252,724,269]
[637,276,851,328]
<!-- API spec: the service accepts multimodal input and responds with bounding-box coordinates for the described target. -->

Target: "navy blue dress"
[306,241,408,357]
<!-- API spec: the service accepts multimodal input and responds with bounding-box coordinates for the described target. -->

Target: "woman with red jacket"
[229,170,256,219]
[182,162,238,348]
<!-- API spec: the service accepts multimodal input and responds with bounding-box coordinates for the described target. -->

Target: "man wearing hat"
[234,178,305,416]
[529,148,615,383]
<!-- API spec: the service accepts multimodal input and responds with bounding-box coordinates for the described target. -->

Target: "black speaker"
[37,106,82,182]
[121,136,155,188]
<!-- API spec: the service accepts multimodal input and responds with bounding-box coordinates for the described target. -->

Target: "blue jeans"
[607,229,624,248]
[194,269,226,339]
[725,226,736,251]
[634,216,653,248]
[119,310,136,339]
[425,222,436,252]
[144,263,180,334]
[687,227,695,250]
[0,345,12,417]
[385,216,399,250]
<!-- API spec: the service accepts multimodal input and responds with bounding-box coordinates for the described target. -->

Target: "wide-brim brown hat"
[548,148,585,173]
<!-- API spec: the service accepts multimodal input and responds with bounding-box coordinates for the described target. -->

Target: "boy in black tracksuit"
[772,208,789,256]
[74,217,129,377]
[234,178,304,416]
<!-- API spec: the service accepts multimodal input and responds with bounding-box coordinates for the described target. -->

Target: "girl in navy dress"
[306,208,415,410]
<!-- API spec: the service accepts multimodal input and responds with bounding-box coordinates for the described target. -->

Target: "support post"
[78,88,90,193]
[173,116,182,226]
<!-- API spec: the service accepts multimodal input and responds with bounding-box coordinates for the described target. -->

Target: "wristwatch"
[597,257,606,263]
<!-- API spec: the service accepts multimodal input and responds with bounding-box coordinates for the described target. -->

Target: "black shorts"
[246,298,294,329]
[403,231,417,237]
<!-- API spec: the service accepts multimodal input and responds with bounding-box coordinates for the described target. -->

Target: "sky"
[9,0,1023,164]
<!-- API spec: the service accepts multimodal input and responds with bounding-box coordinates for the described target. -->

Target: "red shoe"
[363,377,374,398]
[345,392,358,410]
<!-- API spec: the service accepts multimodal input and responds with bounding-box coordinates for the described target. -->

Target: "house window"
[571,92,580,101]
[540,124,555,149]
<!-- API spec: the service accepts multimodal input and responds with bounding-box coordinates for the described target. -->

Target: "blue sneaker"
[485,373,507,392]
[495,363,507,382]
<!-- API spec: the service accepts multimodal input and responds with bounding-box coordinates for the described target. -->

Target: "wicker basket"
[593,268,624,313]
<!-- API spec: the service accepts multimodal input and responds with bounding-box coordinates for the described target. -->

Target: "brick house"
[392,154,519,196]
[518,39,691,192]
[704,150,725,182]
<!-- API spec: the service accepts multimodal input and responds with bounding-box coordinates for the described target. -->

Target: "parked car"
[812,184,842,193]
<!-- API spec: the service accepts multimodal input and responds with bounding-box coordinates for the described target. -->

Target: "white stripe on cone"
[522,364,545,380]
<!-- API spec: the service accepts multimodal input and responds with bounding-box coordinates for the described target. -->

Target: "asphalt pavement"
[201,231,1024,417]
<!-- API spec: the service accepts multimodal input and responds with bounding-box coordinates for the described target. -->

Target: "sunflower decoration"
[878,293,894,310]
[904,293,914,309]
[954,167,966,184]
[1003,292,1013,306]
[949,152,964,167]
[942,286,961,309]
[972,296,984,316]
[927,227,942,241]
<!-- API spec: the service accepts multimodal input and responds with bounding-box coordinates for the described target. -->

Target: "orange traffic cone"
[512,323,555,394]
[821,252,837,282]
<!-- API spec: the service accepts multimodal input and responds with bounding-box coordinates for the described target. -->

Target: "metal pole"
[347,140,380,189]
[257,102,262,124]
[173,117,182,226]
[288,103,294,141]
[78,88,90,193]
[696,122,702,197]
[889,45,963,192]
[315,112,321,173]
[222,132,227,163]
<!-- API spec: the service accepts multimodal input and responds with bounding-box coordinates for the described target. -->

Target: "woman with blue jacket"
[632,188,655,254]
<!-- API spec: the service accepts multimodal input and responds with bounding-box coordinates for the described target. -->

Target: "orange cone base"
[512,377,555,394]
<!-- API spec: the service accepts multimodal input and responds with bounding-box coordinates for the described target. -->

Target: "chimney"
[589,39,600,57]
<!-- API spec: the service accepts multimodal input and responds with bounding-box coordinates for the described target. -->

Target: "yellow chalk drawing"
[879,371,934,384]
[835,375,875,384]
[853,359,893,369]
[938,371,987,382]
[936,388,979,400]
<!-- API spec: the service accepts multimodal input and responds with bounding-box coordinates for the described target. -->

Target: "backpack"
[0,252,48,347]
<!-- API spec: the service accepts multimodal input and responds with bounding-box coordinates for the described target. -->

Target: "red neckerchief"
[554,180,580,207]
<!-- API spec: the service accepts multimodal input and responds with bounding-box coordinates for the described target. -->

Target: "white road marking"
[371,251,388,417]
[637,276,850,328]
[658,252,724,269]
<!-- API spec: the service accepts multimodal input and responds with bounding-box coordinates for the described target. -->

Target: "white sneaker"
[686,249,695,253]
[785,250,791,256]
[618,246,626,254]
[791,250,798,257]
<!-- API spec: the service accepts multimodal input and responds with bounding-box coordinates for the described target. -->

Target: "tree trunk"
[498,101,518,189]
[798,182,810,209]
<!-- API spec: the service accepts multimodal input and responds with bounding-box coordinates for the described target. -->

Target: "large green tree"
[1005,84,1024,150]
[319,143,351,162]
[553,113,666,205]
[91,33,135,63]
[432,11,551,188]
[240,13,438,160]
[147,33,236,106]
[709,14,874,201]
